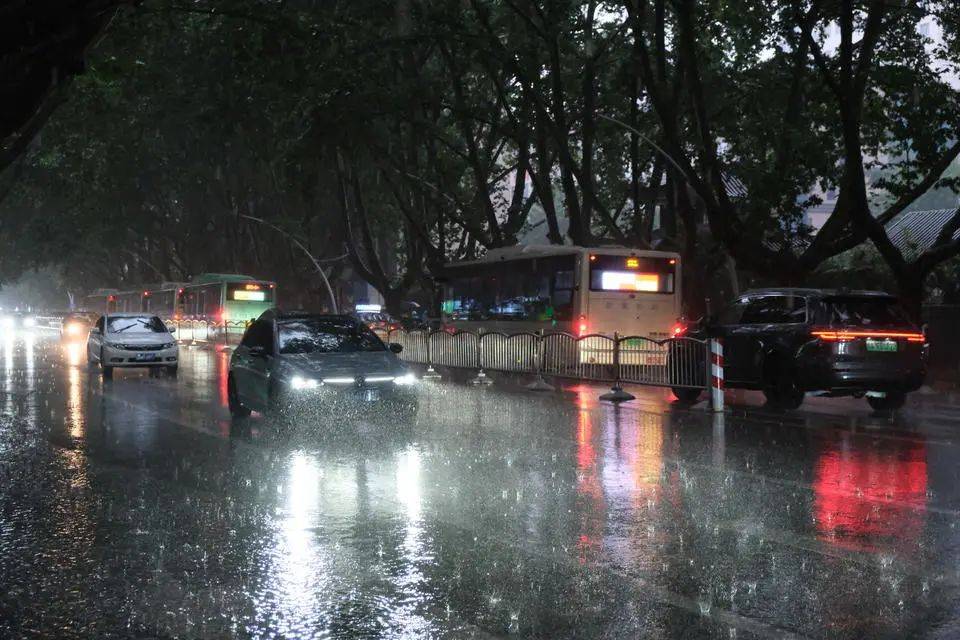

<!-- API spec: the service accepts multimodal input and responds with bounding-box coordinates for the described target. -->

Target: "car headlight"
[290,375,321,390]
[393,372,417,386]
[66,323,83,335]
[22,317,36,327]
[103,341,120,348]
[162,342,175,349]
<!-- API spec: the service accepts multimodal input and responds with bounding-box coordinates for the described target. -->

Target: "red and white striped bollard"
[710,338,724,412]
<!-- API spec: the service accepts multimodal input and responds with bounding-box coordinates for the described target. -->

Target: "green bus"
[86,274,277,329]
[175,274,277,326]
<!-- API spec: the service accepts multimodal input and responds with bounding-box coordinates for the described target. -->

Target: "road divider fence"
[375,327,723,411]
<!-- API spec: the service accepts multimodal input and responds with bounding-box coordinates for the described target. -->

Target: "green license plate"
[866,339,897,352]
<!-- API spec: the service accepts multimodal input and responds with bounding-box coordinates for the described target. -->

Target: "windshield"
[107,316,168,334]
[278,319,386,355]
[588,254,676,293]
[814,297,912,328]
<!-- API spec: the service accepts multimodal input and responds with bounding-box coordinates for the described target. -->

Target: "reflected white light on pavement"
[397,446,423,525]
[268,450,328,634]
[389,445,430,635]
[67,361,83,439]
[63,341,85,368]
[2,334,12,414]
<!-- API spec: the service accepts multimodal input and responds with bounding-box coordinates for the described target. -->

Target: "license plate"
[135,353,158,361]
[866,339,897,352]
[362,389,380,402]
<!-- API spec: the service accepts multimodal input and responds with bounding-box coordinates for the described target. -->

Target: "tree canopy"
[2,0,960,315]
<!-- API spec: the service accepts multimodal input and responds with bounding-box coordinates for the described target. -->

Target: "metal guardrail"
[378,327,723,410]
[165,318,251,348]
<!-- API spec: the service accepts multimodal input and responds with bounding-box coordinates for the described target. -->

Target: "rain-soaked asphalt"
[2,331,960,639]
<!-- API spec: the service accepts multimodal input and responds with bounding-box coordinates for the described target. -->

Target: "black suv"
[682,288,927,411]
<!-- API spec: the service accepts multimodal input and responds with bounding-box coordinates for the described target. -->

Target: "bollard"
[527,330,555,391]
[422,329,441,380]
[600,333,635,402]
[709,338,724,412]
[471,330,493,385]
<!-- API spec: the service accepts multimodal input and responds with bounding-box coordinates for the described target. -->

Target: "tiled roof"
[886,208,960,257]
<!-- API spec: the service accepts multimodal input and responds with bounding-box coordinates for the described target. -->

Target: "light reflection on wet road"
[1,331,960,638]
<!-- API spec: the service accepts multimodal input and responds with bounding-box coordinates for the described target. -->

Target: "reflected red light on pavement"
[218,352,230,409]
[814,433,927,553]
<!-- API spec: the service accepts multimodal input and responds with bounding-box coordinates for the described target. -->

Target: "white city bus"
[439,245,683,339]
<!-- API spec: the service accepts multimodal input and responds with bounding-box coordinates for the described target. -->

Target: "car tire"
[228,375,251,417]
[867,391,906,412]
[102,365,114,379]
[672,387,702,405]
[763,368,804,410]
[166,365,178,377]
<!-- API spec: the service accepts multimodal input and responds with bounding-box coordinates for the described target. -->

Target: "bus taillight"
[672,319,687,337]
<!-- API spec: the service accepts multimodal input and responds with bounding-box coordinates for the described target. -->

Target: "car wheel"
[763,369,804,410]
[867,391,906,412]
[228,375,251,417]
[672,387,702,405]
[101,365,114,379]
[166,365,178,377]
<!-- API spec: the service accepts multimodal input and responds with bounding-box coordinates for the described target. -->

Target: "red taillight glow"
[672,322,687,337]
[812,329,925,343]
[578,316,588,337]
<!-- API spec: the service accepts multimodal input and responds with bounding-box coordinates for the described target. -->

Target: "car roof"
[741,288,896,299]
[105,312,161,318]
[260,309,359,324]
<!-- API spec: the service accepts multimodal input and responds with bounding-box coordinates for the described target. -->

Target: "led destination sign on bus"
[233,290,266,301]
[227,282,272,302]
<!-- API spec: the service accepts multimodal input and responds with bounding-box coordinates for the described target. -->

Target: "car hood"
[105,333,174,345]
[280,351,405,379]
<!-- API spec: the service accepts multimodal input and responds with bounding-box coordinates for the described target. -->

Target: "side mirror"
[249,346,267,358]
[389,343,403,354]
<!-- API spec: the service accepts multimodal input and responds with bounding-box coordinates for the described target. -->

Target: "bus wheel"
[672,387,702,405]
[867,391,906,413]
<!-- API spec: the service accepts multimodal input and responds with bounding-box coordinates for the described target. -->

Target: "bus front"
[223,281,276,329]
[580,252,682,339]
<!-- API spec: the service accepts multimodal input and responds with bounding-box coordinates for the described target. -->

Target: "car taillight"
[578,315,589,337]
[811,329,925,342]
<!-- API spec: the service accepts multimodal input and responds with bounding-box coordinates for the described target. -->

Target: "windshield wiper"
[113,322,147,333]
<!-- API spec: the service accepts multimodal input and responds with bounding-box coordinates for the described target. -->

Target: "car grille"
[119,344,165,351]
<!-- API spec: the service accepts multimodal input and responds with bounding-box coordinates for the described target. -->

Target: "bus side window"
[552,270,575,321]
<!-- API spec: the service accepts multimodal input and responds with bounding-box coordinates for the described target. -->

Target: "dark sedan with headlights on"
[227,310,418,418]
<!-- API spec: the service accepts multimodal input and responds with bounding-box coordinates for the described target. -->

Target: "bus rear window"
[227,282,274,302]
[589,255,676,293]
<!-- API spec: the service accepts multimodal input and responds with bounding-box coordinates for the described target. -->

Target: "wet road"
[2,331,960,639]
